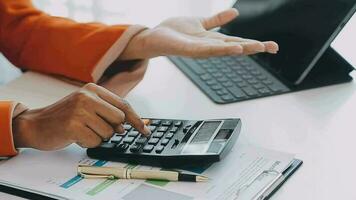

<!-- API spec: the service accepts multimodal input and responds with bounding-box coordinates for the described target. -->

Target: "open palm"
[121,9,279,60]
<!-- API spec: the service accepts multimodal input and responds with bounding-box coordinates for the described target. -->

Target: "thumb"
[201,8,239,30]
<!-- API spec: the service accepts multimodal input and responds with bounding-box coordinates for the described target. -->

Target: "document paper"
[0,142,294,200]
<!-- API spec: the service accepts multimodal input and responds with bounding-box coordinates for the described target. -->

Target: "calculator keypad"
[106,119,186,155]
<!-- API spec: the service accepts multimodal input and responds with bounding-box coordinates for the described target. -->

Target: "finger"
[86,114,115,140]
[202,8,239,30]
[238,41,266,55]
[262,41,279,54]
[93,98,126,127]
[83,83,151,136]
[184,41,243,58]
[76,126,103,148]
[115,124,125,134]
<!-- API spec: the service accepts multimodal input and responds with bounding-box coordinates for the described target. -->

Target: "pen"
[77,165,209,182]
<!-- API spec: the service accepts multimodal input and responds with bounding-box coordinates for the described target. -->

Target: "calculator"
[87,118,242,167]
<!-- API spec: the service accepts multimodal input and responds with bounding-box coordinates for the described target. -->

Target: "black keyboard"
[169,56,289,104]
[87,118,242,168]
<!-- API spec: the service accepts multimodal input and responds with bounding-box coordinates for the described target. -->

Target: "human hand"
[12,83,150,151]
[120,8,278,60]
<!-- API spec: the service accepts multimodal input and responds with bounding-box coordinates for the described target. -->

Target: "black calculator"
[87,118,242,167]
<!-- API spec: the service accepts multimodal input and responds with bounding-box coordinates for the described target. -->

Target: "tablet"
[220,0,356,85]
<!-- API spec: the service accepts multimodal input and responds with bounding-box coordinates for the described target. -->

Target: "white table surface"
[1,1,356,199]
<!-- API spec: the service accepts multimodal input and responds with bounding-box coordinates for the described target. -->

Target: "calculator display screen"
[181,121,220,154]
[191,121,220,144]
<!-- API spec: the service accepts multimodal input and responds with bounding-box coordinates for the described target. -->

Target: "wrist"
[12,110,38,148]
[119,28,151,61]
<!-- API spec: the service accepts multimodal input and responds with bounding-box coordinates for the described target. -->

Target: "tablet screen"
[220,0,356,85]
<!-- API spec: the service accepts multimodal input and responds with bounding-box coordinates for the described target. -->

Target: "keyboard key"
[148,138,160,145]
[100,143,116,148]
[221,94,235,101]
[242,86,259,97]
[143,145,154,153]
[116,143,129,152]
[212,72,223,78]
[166,133,174,139]
[257,75,267,80]
[222,81,234,87]
[136,137,148,144]
[128,131,139,138]
[211,84,223,90]
[110,135,123,144]
[232,77,243,83]
[206,80,218,86]
[157,126,168,132]
[253,83,265,89]
[123,124,132,131]
[227,86,247,99]
[268,84,284,92]
[217,77,228,83]
[263,80,273,85]
[250,70,261,76]
[200,74,212,81]
[148,126,156,132]
[170,127,179,133]
[130,144,142,153]
[242,74,253,79]
[161,139,170,146]
[162,120,173,126]
[150,120,161,126]
[237,81,247,87]
[258,88,271,95]
[216,89,229,96]
[174,121,183,127]
[152,132,164,138]
[123,137,135,144]
[155,146,165,153]
[247,79,258,84]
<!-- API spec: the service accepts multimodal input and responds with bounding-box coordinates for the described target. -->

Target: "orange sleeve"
[0,101,18,157]
[0,0,145,82]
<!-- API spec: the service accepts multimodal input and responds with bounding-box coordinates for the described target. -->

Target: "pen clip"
[77,165,117,180]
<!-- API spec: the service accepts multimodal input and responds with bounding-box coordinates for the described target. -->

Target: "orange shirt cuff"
[0,101,26,157]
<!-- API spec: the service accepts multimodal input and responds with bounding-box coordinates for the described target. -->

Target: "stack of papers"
[0,141,296,200]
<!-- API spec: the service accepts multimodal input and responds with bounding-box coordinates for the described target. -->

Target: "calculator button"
[130,144,142,153]
[161,139,170,146]
[115,131,127,136]
[155,146,165,154]
[152,132,164,138]
[100,143,116,148]
[174,121,183,127]
[148,126,156,132]
[123,124,132,131]
[157,126,168,132]
[161,121,173,126]
[165,133,174,139]
[143,145,154,153]
[170,127,178,133]
[128,131,139,138]
[123,137,135,144]
[150,120,161,126]
[117,143,129,152]
[110,136,123,144]
[148,138,160,145]
[135,137,148,144]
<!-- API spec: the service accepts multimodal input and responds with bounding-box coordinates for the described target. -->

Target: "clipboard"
[234,159,303,200]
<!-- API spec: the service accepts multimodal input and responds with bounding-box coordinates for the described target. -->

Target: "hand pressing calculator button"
[87,118,242,168]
